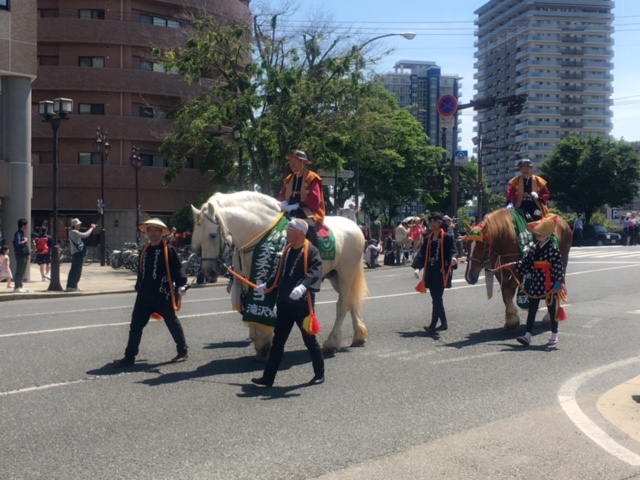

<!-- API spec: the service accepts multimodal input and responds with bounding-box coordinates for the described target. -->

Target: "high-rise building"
[474,0,614,193]
[383,60,462,155]
[31,0,250,246]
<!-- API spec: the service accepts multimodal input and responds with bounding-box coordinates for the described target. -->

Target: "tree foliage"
[154,9,444,206]
[541,135,640,223]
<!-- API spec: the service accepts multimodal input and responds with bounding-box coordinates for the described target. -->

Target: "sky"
[283,0,640,157]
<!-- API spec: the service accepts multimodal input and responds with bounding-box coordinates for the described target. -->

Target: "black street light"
[130,146,142,242]
[39,97,73,292]
[95,127,110,266]
[352,32,415,213]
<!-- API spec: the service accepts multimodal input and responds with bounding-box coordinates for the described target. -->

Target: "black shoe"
[170,354,188,363]
[436,324,448,331]
[309,374,325,385]
[424,325,437,334]
[251,377,273,387]
[114,357,135,368]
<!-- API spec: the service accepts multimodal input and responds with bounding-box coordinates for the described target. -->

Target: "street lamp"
[95,127,110,266]
[130,146,142,242]
[39,97,73,292]
[353,32,415,212]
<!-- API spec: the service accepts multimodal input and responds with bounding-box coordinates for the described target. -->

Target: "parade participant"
[506,158,550,221]
[409,220,426,277]
[66,218,96,292]
[513,215,565,347]
[413,213,457,334]
[251,218,324,387]
[114,219,189,367]
[278,150,326,247]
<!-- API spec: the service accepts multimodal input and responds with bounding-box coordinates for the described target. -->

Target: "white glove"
[289,284,307,300]
[506,203,514,209]
[284,203,299,212]
[256,283,266,295]
[530,191,538,199]
[178,286,188,297]
[280,200,289,210]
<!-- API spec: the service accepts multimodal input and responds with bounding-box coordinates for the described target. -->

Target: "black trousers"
[14,255,29,288]
[262,305,324,383]
[525,297,558,334]
[574,229,583,247]
[124,295,188,359]
[427,283,447,328]
[66,252,84,289]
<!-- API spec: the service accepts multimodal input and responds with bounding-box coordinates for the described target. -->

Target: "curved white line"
[558,357,640,465]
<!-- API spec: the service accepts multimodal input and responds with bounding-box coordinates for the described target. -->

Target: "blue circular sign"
[437,95,458,117]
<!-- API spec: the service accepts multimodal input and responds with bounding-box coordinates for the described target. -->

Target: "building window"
[0,0,8,11]
[78,103,105,115]
[79,9,105,20]
[79,56,105,68]
[140,13,180,28]
[139,154,167,168]
[139,60,166,73]
[78,152,102,165]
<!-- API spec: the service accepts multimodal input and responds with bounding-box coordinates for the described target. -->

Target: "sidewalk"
[0,262,220,301]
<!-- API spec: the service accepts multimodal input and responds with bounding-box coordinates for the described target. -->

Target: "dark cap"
[516,158,533,168]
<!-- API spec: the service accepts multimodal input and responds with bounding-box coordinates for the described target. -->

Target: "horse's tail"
[349,257,369,313]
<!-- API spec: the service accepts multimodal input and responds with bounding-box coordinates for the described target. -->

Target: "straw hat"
[526,214,558,238]
[286,150,312,164]
[139,218,170,236]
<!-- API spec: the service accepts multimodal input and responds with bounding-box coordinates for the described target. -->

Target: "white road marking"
[430,351,503,365]
[558,357,640,466]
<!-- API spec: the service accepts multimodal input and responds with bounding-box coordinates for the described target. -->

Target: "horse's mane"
[482,208,517,246]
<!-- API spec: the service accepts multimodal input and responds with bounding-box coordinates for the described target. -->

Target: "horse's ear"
[191,205,201,217]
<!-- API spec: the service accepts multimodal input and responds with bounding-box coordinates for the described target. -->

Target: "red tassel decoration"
[556,305,567,321]
[415,280,426,293]
[151,312,163,321]
[303,313,321,335]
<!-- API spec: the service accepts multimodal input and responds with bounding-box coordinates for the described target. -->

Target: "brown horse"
[464,208,572,331]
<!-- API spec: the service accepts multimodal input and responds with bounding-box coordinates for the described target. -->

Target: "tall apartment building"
[474,0,614,193]
[383,60,462,155]
[0,0,37,254]
[31,0,250,246]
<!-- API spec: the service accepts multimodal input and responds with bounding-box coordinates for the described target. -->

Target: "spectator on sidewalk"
[114,219,189,367]
[573,214,584,247]
[0,245,13,288]
[364,239,382,268]
[35,226,53,281]
[66,218,96,292]
[12,218,30,293]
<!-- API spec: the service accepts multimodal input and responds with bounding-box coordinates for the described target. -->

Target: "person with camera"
[66,218,96,292]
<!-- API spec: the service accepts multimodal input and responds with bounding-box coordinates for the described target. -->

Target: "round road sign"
[437,95,458,117]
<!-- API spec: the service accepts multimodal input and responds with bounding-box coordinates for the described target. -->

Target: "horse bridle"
[197,207,230,270]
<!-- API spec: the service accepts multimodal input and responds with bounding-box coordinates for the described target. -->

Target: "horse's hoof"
[322,346,338,354]
[350,339,367,348]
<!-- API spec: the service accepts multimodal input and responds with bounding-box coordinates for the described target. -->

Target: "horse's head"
[464,226,489,285]
[191,199,230,278]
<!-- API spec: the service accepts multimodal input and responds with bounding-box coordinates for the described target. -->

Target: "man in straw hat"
[506,158,550,221]
[278,150,326,248]
[512,214,565,347]
[114,218,189,367]
[66,218,97,292]
[251,218,325,387]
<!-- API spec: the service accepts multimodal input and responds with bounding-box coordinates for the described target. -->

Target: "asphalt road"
[1,246,640,479]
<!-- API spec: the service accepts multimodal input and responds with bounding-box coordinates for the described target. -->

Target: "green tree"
[154,11,444,203]
[541,135,640,224]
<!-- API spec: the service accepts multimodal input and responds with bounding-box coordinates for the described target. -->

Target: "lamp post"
[130,146,142,242]
[39,97,73,292]
[353,32,416,212]
[95,127,110,266]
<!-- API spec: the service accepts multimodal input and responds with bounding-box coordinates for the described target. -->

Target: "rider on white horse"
[278,150,326,248]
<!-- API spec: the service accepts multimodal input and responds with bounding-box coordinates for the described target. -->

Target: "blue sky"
[286,0,640,156]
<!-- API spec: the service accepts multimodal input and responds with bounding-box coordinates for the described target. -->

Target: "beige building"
[31,0,251,246]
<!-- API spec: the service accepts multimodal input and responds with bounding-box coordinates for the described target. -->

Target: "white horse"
[191,191,369,360]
